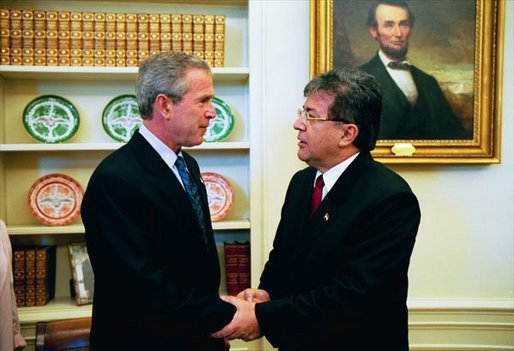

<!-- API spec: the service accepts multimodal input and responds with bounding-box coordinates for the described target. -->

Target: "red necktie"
[310,175,324,217]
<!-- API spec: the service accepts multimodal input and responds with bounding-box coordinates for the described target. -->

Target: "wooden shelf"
[0,142,250,152]
[8,220,250,236]
[18,297,92,324]
[0,66,249,81]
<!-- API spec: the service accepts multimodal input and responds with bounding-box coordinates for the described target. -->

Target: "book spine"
[214,15,225,67]
[36,245,56,306]
[125,13,137,67]
[0,9,10,65]
[21,10,34,65]
[159,14,171,52]
[9,9,22,65]
[70,12,82,66]
[137,13,149,65]
[171,14,182,52]
[115,13,126,67]
[33,10,46,66]
[149,13,160,57]
[46,11,58,66]
[224,242,240,296]
[57,11,70,66]
[105,13,116,67]
[237,241,251,291]
[94,12,106,66]
[12,247,26,307]
[181,14,192,55]
[192,15,204,60]
[82,11,94,66]
[204,15,215,67]
[25,246,37,306]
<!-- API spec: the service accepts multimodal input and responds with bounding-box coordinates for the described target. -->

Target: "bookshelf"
[0,0,263,349]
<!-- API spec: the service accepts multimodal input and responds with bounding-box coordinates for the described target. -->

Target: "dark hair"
[303,69,382,151]
[366,0,416,28]
[135,52,211,119]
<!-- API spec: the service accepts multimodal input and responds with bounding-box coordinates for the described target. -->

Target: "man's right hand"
[237,288,271,303]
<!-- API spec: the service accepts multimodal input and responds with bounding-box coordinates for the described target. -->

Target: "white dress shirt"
[314,152,359,200]
[138,124,186,188]
[379,50,418,105]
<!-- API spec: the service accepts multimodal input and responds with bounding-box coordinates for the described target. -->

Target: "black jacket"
[255,152,420,351]
[81,132,235,350]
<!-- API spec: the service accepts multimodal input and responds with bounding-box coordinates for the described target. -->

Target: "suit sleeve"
[255,191,420,343]
[82,169,235,333]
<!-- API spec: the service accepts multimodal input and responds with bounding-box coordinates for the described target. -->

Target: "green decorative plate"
[102,94,142,142]
[204,96,234,142]
[23,95,80,143]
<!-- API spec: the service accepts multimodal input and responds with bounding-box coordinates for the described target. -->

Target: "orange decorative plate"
[28,173,84,226]
[201,172,234,222]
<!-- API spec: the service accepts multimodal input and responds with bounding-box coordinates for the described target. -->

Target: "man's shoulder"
[352,154,414,194]
[358,54,382,72]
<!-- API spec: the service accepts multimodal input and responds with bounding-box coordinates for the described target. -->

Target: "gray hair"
[304,69,382,151]
[135,52,211,119]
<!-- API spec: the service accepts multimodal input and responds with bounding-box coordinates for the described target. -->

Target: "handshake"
[211,288,271,342]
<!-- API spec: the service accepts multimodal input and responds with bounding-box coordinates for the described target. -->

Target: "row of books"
[0,9,226,67]
[12,245,56,307]
[224,241,250,296]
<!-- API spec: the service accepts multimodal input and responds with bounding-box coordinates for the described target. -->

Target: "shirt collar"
[138,124,181,169]
[378,49,410,67]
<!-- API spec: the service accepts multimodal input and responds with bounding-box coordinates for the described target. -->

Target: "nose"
[392,24,402,37]
[294,116,306,131]
[206,102,216,119]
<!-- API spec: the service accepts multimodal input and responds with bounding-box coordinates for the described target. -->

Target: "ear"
[338,124,359,148]
[368,26,378,40]
[155,94,171,118]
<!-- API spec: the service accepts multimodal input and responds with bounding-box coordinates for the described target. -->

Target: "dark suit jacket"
[255,152,420,351]
[360,53,471,140]
[81,132,235,351]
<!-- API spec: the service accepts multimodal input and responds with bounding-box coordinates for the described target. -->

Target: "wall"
[254,1,513,350]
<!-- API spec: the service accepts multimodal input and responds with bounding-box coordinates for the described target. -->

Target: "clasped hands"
[211,288,270,342]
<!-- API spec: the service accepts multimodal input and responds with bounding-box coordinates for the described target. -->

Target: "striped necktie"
[175,156,208,244]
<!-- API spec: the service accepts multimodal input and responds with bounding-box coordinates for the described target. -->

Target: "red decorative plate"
[28,173,84,226]
[201,172,234,222]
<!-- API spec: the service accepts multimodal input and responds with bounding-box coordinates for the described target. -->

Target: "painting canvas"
[310,0,504,163]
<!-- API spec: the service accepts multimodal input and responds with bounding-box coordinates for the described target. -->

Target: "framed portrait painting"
[310,0,505,163]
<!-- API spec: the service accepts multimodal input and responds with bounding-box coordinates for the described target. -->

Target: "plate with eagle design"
[28,173,84,226]
[201,172,234,222]
[204,97,235,142]
[23,95,80,143]
[102,94,142,142]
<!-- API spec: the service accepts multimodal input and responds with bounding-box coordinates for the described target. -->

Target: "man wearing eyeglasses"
[212,68,421,350]
[360,0,470,140]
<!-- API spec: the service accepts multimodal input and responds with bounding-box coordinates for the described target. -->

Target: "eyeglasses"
[296,108,337,124]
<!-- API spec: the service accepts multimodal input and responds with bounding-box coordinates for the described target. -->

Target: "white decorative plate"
[102,94,142,142]
[201,172,234,222]
[204,97,235,142]
[23,95,80,143]
[28,173,84,226]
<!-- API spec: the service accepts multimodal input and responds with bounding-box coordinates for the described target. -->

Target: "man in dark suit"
[360,0,471,140]
[212,69,421,350]
[81,52,236,350]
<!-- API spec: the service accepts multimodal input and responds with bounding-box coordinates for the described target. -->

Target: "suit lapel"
[300,153,373,244]
[127,133,204,238]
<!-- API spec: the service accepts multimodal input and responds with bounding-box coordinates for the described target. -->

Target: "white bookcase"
[0,1,264,349]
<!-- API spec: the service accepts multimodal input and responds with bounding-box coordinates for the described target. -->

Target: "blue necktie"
[175,156,208,244]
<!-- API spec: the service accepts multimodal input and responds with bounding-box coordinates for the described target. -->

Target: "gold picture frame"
[310,0,505,163]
